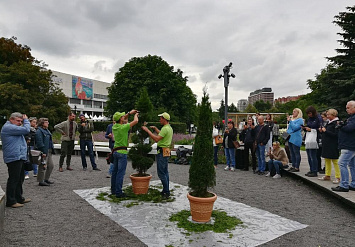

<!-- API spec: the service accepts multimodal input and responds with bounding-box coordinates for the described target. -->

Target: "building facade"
[237,99,248,112]
[275,95,303,104]
[248,87,274,106]
[52,71,110,118]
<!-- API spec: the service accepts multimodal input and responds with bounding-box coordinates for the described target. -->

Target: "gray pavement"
[0,150,355,246]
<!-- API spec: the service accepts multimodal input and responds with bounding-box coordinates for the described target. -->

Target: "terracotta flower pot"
[129,174,152,194]
[187,192,217,223]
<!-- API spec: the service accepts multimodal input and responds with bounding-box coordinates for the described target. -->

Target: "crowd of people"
[213,100,355,189]
[1,110,173,208]
[1,100,354,208]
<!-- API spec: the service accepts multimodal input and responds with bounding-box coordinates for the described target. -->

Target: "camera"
[335,121,346,129]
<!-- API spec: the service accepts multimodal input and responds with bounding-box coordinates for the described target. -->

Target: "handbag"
[305,129,319,149]
[30,149,42,165]
[281,131,290,141]
[24,147,34,171]
[214,135,223,145]
[232,141,240,149]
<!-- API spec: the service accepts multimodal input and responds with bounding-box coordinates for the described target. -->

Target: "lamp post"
[218,62,235,129]
[74,105,77,115]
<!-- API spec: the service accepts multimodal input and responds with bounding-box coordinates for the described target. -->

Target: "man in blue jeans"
[111,110,139,198]
[255,116,270,175]
[78,114,101,171]
[265,141,289,179]
[142,112,173,199]
[332,101,355,192]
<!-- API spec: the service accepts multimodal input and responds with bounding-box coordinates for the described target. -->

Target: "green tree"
[307,6,355,116]
[188,89,216,197]
[244,104,257,113]
[106,55,197,124]
[218,99,225,119]
[228,102,238,112]
[0,37,69,125]
[128,87,154,176]
[254,100,272,112]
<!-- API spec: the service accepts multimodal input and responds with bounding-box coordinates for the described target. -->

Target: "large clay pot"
[129,174,152,194]
[187,192,217,223]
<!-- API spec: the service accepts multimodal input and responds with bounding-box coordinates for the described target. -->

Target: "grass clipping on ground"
[96,185,243,234]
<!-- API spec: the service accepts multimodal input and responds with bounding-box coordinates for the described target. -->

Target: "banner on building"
[72,76,93,100]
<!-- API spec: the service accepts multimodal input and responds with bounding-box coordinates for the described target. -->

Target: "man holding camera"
[78,114,101,171]
[332,100,355,192]
[1,112,31,208]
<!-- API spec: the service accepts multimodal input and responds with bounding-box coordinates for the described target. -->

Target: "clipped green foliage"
[128,87,154,176]
[188,89,216,197]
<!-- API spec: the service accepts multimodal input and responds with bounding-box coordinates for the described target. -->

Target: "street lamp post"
[218,62,235,129]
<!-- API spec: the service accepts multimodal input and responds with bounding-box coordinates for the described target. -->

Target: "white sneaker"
[265,172,270,177]
[33,174,37,177]
[224,166,230,171]
[25,175,30,180]
[273,174,281,179]
[230,167,235,171]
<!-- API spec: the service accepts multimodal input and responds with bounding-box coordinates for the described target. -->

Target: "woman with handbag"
[212,122,222,168]
[287,108,304,172]
[303,106,323,177]
[35,118,55,186]
[318,109,341,183]
[223,121,238,171]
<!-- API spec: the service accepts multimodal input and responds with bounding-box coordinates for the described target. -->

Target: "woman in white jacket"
[212,122,220,168]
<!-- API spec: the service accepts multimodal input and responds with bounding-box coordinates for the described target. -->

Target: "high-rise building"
[237,99,248,112]
[52,71,111,118]
[248,87,274,106]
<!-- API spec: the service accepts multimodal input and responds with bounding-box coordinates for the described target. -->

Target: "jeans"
[37,152,54,182]
[213,146,219,166]
[224,148,236,168]
[59,140,75,168]
[108,163,114,175]
[288,142,301,169]
[111,152,127,196]
[338,149,355,189]
[256,144,266,172]
[306,149,318,174]
[157,152,170,195]
[80,139,97,169]
[268,160,283,174]
[6,160,25,206]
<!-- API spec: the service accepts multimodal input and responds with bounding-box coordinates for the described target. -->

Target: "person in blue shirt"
[1,112,31,208]
[287,108,304,173]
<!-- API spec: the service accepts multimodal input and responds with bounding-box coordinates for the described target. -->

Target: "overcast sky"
[0,0,353,110]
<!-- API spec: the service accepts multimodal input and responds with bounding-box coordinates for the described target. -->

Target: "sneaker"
[318,176,331,181]
[306,172,318,177]
[224,166,230,171]
[106,174,111,178]
[33,174,37,177]
[332,178,340,184]
[83,167,87,171]
[44,180,54,184]
[39,181,50,186]
[230,167,235,172]
[93,168,101,171]
[25,175,30,180]
[265,172,270,177]
[273,174,281,179]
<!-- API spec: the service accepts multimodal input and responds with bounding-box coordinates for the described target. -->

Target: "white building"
[237,99,248,112]
[51,71,111,118]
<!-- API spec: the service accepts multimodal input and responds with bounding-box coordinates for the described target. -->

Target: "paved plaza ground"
[1,150,355,246]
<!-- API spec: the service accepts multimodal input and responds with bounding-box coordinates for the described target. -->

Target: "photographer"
[78,114,101,171]
[332,101,355,192]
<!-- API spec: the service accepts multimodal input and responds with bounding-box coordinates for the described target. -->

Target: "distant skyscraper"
[237,99,248,112]
[248,87,274,106]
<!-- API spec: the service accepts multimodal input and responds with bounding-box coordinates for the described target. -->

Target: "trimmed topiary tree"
[188,89,216,197]
[128,87,154,176]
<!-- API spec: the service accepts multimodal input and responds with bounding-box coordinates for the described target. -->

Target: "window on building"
[94,93,108,100]
[83,100,92,108]
[93,101,102,108]
[69,98,81,104]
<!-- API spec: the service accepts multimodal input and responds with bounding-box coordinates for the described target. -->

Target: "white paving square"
[74,180,307,247]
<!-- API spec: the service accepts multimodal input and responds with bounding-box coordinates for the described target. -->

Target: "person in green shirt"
[111,110,139,198]
[142,112,173,198]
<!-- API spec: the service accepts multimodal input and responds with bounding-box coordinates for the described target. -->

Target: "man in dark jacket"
[223,121,238,171]
[332,101,355,192]
[254,116,270,175]
[240,118,256,172]
[78,114,100,171]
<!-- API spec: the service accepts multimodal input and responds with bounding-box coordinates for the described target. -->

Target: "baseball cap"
[113,112,126,121]
[158,112,170,121]
[78,114,85,118]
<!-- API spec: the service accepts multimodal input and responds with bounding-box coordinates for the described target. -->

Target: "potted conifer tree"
[187,89,217,222]
[128,88,155,194]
